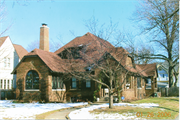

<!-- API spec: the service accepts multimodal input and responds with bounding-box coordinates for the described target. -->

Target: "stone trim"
[24,89,39,91]
[52,89,66,91]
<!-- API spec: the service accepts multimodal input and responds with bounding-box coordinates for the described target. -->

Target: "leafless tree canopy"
[133,0,179,87]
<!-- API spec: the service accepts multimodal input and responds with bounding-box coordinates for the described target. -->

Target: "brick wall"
[16,57,50,102]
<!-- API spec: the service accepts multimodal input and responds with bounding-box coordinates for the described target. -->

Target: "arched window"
[26,70,39,89]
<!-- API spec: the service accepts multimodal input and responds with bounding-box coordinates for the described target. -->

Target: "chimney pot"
[42,23,47,26]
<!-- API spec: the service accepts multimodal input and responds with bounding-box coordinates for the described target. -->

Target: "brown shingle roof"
[109,47,129,67]
[136,63,157,77]
[55,32,115,60]
[24,48,67,73]
[0,36,8,47]
[13,44,28,60]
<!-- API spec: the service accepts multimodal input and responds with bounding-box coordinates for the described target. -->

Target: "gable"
[13,44,28,60]
[0,36,8,47]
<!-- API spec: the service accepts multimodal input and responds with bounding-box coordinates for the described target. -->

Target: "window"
[0,79,2,89]
[163,74,165,78]
[8,58,10,67]
[4,80,6,89]
[52,76,63,89]
[4,57,6,67]
[86,80,91,88]
[11,80,13,89]
[7,80,10,89]
[26,70,39,89]
[126,76,131,88]
[137,77,141,88]
[72,77,77,88]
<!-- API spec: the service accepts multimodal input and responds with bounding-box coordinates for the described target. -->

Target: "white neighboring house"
[0,36,28,99]
[157,62,179,87]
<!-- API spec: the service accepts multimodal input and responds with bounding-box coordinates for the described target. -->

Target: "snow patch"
[0,100,87,119]
[69,103,159,119]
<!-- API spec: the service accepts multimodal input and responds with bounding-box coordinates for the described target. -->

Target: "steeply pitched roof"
[13,44,28,60]
[25,48,68,73]
[136,63,157,77]
[0,36,8,47]
[55,32,115,60]
[109,47,129,67]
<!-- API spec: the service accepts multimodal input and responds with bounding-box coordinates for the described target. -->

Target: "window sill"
[52,89,65,91]
[137,88,142,89]
[25,89,39,91]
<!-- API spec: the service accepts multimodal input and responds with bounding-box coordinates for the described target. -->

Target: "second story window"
[4,57,6,67]
[8,58,10,67]
[72,77,77,89]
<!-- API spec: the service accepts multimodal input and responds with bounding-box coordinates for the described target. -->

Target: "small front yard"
[69,97,179,119]
[0,100,87,119]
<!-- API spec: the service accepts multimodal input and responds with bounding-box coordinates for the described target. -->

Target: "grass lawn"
[90,97,179,119]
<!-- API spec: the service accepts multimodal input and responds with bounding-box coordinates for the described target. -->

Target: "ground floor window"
[52,76,63,89]
[4,80,6,89]
[72,77,77,89]
[86,80,91,88]
[26,70,39,89]
[137,77,141,88]
[0,79,2,89]
[7,80,10,89]
[11,80,13,89]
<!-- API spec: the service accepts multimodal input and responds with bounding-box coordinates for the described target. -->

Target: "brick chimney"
[39,23,49,51]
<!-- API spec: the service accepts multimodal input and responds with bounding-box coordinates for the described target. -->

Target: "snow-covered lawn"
[69,103,159,119]
[0,100,87,119]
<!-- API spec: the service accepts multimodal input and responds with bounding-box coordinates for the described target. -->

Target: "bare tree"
[58,33,147,108]
[26,39,62,52]
[84,16,120,43]
[133,0,179,87]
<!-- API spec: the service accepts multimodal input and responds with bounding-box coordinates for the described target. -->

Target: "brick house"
[12,24,157,102]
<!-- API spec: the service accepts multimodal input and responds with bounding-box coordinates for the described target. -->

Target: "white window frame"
[7,58,10,67]
[4,57,6,67]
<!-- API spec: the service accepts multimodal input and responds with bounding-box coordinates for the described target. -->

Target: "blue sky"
[1,0,140,51]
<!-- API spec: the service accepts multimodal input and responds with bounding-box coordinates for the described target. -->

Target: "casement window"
[7,80,10,89]
[3,57,10,68]
[86,80,91,88]
[7,58,10,67]
[0,79,2,89]
[52,76,63,89]
[11,80,13,89]
[4,79,6,89]
[4,57,6,67]
[72,77,77,89]
[137,77,141,88]
[26,70,39,89]
[126,76,131,89]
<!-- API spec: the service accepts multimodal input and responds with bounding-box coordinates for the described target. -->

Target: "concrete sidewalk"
[45,104,90,119]
[44,102,105,119]
[45,107,77,119]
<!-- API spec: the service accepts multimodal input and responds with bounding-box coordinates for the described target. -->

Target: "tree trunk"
[169,66,174,88]
[109,74,113,108]
[109,90,113,108]
[174,72,178,87]
[117,89,121,103]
